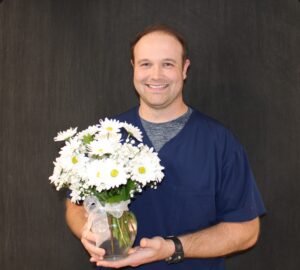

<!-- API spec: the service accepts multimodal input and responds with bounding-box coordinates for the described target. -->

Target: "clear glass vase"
[100,210,137,261]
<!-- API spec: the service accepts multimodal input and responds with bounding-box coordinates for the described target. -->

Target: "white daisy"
[59,137,82,157]
[57,153,88,172]
[130,158,157,186]
[94,132,122,144]
[86,160,107,191]
[69,186,84,203]
[54,127,77,141]
[77,125,101,139]
[87,138,119,157]
[101,159,128,190]
[117,143,140,162]
[49,161,64,188]
[130,147,164,186]
[122,122,143,142]
[50,119,165,203]
[99,118,122,135]
[69,174,82,185]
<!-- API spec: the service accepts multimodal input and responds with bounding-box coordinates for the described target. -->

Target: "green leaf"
[91,180,138,204]
[83,134,93,144]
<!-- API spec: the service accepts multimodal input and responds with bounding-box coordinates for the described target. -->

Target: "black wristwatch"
[164,236,184,264]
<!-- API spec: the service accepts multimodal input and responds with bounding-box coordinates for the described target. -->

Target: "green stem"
[128,218,136,235]
[116,215,128,247]
[108,214,115,254]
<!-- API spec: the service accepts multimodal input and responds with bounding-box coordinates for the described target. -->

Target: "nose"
[150,65,163,80]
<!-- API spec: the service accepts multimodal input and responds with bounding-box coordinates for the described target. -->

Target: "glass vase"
[100,210,137,261]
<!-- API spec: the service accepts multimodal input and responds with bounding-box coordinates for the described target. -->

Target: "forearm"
[65,199,87,239]
[179,218,260,258]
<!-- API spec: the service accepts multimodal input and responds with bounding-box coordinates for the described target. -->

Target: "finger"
[90,255,103,262]
[140,237,149,248]
[81,238,105,257]
[83,231,97,242]
[90,257,97,263]
[96,253,138,268]
[128,247,139,254]
[140,237,162,250]
[97,258,129,268]
[82,229,88,239]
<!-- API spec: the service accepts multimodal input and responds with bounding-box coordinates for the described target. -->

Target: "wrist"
[164,239,176,259]
[164,236,184,264]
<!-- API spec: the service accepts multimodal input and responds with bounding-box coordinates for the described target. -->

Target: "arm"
[180,217,260,258]
[95,217,260,268]
[65,199,106,261]
[65,199,86,238]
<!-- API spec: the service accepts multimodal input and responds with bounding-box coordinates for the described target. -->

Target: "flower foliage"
[50,119,164,204]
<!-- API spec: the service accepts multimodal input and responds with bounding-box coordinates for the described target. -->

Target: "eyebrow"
[136,58,177,64]
[136,59,149,64]
[163,58,177,63]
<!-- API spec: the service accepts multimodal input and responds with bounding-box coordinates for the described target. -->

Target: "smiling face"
[132,31,190,119]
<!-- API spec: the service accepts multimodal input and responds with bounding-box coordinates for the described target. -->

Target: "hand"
[81,229,106,263]
[96,236,175,268]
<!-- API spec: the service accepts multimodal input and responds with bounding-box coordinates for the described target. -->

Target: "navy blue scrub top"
[102,107,266,270]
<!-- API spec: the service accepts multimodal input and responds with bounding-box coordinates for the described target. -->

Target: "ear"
[182,59,190,80]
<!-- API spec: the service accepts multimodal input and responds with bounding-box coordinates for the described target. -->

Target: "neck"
[139,102,188,123]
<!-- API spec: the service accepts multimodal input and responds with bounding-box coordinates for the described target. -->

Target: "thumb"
[140,237,162,249]
[140,237,151,248]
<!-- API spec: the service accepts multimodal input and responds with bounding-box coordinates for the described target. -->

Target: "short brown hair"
[130,24,188,63]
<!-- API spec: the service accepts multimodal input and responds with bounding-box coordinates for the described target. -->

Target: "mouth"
[145,83,169,90]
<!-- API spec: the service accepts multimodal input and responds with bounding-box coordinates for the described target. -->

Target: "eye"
[140,62,151,68]
[163,62,174,68]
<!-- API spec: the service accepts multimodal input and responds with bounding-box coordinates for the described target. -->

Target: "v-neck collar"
[134,106,196,154]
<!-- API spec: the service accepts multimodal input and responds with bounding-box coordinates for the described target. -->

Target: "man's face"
[132,31,190,111]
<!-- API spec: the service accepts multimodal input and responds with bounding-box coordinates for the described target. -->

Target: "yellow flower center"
[72,156,78,164]
[111,169,119,177]
[96,171,101,178]
[106,127,113,131]
[138,166,146,174]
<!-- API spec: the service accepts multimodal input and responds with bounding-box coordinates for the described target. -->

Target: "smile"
[145,84,168,89]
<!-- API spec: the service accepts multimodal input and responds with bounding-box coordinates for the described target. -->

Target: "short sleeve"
[216,133,266,223]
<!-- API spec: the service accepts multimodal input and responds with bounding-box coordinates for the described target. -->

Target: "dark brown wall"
[1,0,299,269]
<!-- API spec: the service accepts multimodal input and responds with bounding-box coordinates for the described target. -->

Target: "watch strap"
[164,236,184,264]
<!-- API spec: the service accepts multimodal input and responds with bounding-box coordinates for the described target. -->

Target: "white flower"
[54,127,77,141]
[99,118,122,135]
[86,160,107,191]
[49,162,64,189]
[130,147,164,186]
[117,143,140,163]
[59,138,82,157]
[69,186,84,203]
[88,138,120,157]
[130,158,156,186]
[57,153,88,172]
[69,174,82,185]
[94,132,122,144]
[101,159,128,190]
[50,118,165,203]
[86,159,127,191]
[122,122,143,142]
[77,125,101,139]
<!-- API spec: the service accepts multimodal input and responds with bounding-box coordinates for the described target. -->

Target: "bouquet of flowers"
[49,118,164,260]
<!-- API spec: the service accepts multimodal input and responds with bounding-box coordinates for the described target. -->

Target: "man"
[65,25,265,269]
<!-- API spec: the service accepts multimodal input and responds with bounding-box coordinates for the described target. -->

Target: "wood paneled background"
[0,0,299,269]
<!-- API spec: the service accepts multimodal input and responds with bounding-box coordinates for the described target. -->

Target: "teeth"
[147,84,167,89]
